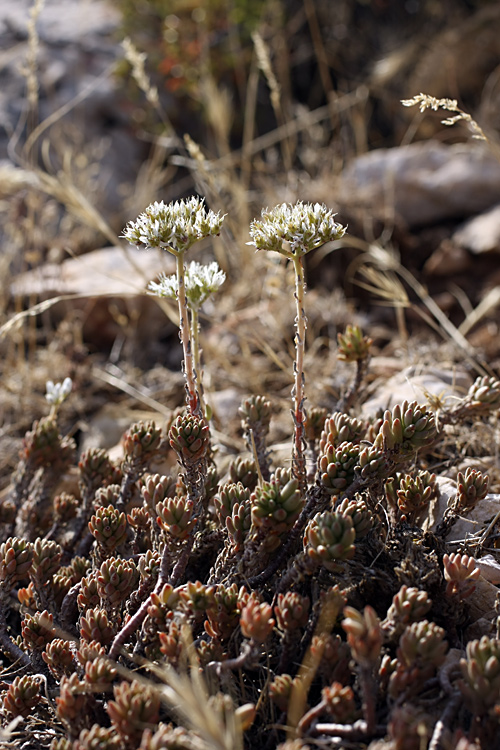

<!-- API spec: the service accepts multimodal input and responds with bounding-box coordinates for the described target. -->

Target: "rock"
[0,0,145,224]
[10,244,172,297]
[339,141,500,228]
[10,245,177,363]
[476,555,500,585]
[424,476,500,549]
[453,204,500,254]
[360,365,471,418]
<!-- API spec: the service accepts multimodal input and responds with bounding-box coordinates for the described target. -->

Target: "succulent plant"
[250,474,303,537]
[342,605,382,667]
[459,636,500,714]
[3,675,42,718]
[304,510,356,570]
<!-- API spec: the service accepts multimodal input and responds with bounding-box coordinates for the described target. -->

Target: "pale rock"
[339,141,500,228]
[361,365,470,418]
[10,245,172,297]
[453,204,500,254]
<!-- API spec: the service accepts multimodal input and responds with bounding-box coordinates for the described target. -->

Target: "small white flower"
[148,261,226,310]
[248,201,346,257]
[45,377,73,405]
[122,197,226,255]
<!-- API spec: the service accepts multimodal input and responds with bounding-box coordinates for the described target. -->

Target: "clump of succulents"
[2,197,500,750]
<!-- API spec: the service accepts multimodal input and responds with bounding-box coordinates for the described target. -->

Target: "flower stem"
[176,251,199,415]
[291,254,307,493]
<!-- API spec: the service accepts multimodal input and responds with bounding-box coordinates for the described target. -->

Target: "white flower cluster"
[148,261,226,310]
[248,201,346,257]
[45,377,72,406]
[122,197,226,255]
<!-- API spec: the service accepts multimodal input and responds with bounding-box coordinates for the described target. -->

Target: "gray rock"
[360,365,471,418]
[339,141,500,228]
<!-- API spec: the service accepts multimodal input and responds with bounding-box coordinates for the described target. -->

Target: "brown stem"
[291,254,307,494]
[297,699,327,734]
[336,356,369,414]
[359,665,377,735]
[108,528,196,661]
[176,251,199,415]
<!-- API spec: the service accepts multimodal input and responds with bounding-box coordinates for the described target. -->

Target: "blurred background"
[1,0,500,481]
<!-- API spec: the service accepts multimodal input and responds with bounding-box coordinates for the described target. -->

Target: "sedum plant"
[148,260,226,419]
[122,197,225,415]
[248,202,346,491]
[3,195,500,749]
